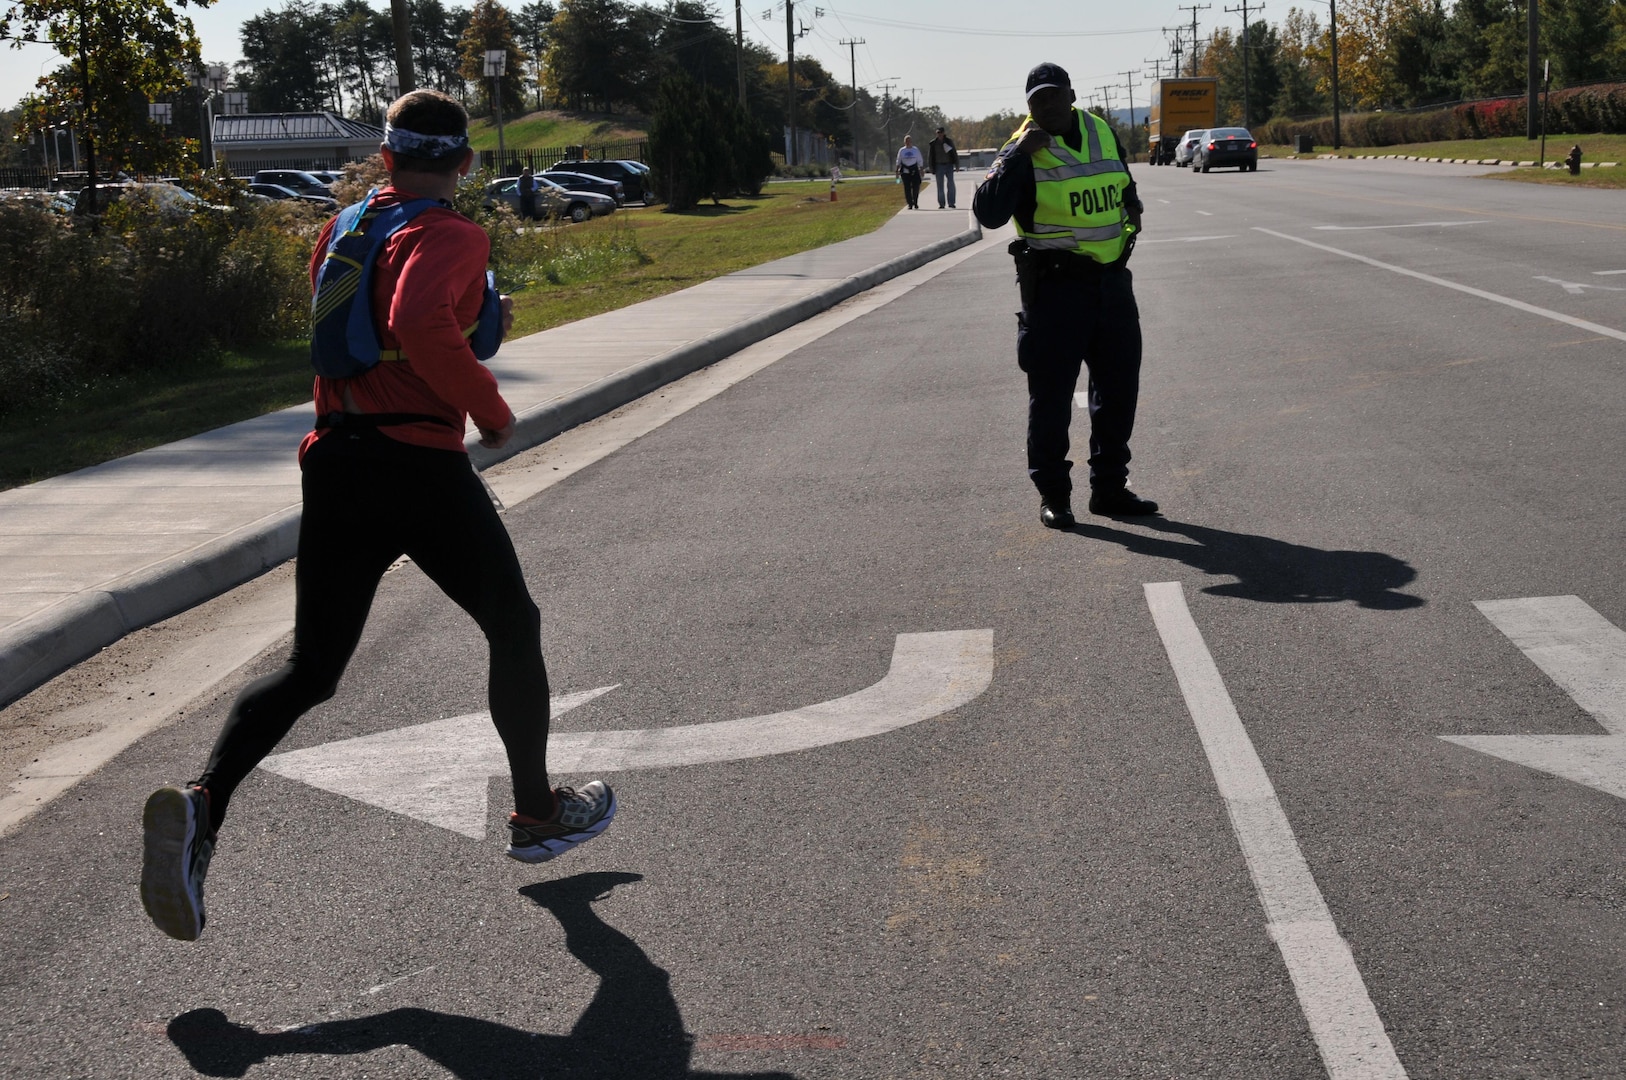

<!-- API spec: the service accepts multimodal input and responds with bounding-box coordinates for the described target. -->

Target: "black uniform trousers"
[1016,266,1142,502]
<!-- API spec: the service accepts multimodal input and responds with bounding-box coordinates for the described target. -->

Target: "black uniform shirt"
[973,112,1141,233]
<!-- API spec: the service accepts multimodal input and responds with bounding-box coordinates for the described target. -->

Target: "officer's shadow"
[1067,515,1425,609]
[167,872,797,1080]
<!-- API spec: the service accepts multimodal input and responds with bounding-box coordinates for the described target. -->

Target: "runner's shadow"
[1069,516,1425,609]
[167,872,796,1080]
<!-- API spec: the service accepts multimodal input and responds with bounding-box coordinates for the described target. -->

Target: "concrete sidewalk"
[0,205,979,707]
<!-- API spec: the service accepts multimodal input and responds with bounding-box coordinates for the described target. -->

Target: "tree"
[648,69,763,209]
[2,0,211,204]
[238,1,331,112]
[1273,6,1328,119]
[409,0,465,94]
[457,0,531,117]
[1387,0,1452,107]
[328,0,393,118]
[1546,0,1617,86]
[543,0,628,111]
[511,0,556,108]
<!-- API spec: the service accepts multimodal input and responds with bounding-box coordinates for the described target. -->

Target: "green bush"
[1257,82,1626,148]
[0,166,646,420]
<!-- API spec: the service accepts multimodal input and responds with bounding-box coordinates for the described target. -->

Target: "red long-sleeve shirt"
[301,186,510,460]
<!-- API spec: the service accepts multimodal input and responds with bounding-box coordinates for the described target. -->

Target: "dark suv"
[252,169,334,197]
[549,159,654,205]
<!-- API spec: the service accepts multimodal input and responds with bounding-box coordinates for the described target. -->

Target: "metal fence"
[477,142,647,174]
[0,166,59,191]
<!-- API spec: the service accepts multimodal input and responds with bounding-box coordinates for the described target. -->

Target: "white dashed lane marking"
[1255,227,1626,343]
[1313,220,1488,231]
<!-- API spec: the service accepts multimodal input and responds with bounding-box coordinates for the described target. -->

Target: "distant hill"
[467,109,648,151]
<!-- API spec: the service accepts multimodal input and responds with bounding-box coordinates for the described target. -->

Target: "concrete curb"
[0,223,981,708]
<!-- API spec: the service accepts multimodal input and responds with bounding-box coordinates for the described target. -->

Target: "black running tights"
[195,430,554,832]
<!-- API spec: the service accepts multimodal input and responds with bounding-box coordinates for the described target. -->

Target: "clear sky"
[3,0,1227,122]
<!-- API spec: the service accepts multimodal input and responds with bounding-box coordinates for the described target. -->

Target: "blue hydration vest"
[310,189,503,379]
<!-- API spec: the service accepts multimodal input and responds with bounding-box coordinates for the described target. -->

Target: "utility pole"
[736,0,746,106]
[1145,57,1165,83]
[1121,69,1138,156]
[389,0,415,95]
[785,0,796,166]
[1097,83,1114,123]
[1225,0,1262,126]
[1526,0,1539,139]
[1164,26,1190,78]
[907,87,921,136]
[880,81,897,158]
[484,49,507,166]
[1330,0,1341,149]
[1179,3,1210,75]
[841,37,864,168]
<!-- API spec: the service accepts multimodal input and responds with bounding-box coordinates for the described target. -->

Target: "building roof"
[213,111,383,145]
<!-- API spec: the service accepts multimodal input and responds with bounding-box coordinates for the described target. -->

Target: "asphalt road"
[2,158,1624,1079]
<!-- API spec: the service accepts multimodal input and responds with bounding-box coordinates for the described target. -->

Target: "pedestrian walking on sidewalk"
[929,126,958,209]
[895,134,924,209]
[972,62,1158,528]
[139,89,616,943]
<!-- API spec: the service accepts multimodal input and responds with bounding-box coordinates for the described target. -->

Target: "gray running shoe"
[506,781,616,863]
[140,785,215,941]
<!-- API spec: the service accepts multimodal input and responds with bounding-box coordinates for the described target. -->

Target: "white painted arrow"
[1441,596,1626,800]
[1533,275,1626,296]
[260,630,993,837]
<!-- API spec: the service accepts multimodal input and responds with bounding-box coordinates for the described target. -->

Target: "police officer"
[973,62,1157,527]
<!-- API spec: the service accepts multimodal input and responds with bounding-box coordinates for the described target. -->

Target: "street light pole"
[484,49,508,169]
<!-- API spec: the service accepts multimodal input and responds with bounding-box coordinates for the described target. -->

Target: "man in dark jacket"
[928,126,958,209]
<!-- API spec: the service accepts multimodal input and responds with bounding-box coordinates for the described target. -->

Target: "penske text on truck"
[1148,77,1218,165]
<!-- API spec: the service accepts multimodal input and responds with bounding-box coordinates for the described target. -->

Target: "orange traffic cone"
[830,178,838,202]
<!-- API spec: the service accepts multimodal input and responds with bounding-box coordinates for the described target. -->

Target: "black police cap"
[1025,62,1071,100]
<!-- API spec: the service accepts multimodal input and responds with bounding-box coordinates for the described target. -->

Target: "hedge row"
[1257,82,1626,147]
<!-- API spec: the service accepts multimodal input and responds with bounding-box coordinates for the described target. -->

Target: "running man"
[139,89,615,942]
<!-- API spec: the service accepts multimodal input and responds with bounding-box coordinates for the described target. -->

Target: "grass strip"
[0,182,903,491]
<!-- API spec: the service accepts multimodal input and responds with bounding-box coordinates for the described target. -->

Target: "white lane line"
[1594,269,1626,276]
[1137,235,1237,244]
[1442,596,1626,800]
[1313,221,1488,231]
[1195,210,1214,216]
[1255,227,1626,344]
[1144,582,1408,1080]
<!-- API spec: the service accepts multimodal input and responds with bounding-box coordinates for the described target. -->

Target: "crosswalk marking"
[1145,582,1409,1080]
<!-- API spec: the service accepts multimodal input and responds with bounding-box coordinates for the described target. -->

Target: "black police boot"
[1088,487,1159,516]
[1039,499,1076,529]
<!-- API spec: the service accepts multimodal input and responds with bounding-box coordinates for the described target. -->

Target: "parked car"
[305,169,344,186]
[252,169,334,197]
[1191,127,1258,173]
[247,182,339,211]
[549,158,655,205]
[540,169,624,205]
[484,176,615,222]
[73,181,205,215]
[1174,129,1206,168]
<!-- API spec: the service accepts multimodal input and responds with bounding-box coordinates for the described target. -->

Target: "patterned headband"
[384,123,470,160]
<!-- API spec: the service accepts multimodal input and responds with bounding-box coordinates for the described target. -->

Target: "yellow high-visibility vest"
[1002,107,1134,264]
